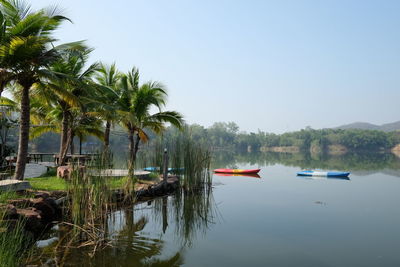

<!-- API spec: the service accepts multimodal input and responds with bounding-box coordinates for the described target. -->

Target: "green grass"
[0,192,18,204]
[27,176,67,191]
[25,167,66,191]
[27,176,133,191]
[26,167,156,191]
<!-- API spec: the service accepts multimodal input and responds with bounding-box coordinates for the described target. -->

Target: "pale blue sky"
[31,0,400,133]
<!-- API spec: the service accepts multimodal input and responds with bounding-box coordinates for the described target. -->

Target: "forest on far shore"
[29,122,400,155]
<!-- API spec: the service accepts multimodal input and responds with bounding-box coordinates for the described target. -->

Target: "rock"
[17,208,44,233]
[57,165,86,179]
[57,166,70,178]
[34,192,50,199]
[135,178,180,200]
[1,204,18,219]
[34,202,55,222]
[31,197,60,222]
[7,198,32,208]
[49,190,67,199]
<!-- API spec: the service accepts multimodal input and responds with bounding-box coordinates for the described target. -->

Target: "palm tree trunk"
[133,133,141,163]
[59,118,72,166]
[104,120,111,148]
[14,84,31,180]
[59,108,69,165]
[128,126,135,176]
[59,122,72,166]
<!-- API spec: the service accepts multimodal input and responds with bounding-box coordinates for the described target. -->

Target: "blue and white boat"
[297,170,350,178]
[143,167,159,172]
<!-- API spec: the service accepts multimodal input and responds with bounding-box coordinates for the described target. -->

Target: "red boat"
[213,168,261,174]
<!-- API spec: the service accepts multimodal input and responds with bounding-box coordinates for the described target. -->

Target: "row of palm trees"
[0,1,184,180]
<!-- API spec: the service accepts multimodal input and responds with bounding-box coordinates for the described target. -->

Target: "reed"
[136,138,164,172]
[64,152,114,246]
[0,210,32,267]
[137,127,212,190]
[166,127,212,191]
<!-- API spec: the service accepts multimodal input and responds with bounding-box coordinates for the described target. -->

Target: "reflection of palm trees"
[40,187,218,266]
[58,208,185,266]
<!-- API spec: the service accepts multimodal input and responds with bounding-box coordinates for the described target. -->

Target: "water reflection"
[212,151,400,176]
[214,173,261,178]
[296,176,350,181]
[171,187,219,246]
[34,186,219,266]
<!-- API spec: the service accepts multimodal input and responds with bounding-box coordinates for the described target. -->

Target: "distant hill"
[335,121,400,132]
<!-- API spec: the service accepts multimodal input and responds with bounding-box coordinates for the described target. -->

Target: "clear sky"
[31,0,400,133]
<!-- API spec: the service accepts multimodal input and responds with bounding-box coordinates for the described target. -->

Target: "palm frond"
[30,124,58,139]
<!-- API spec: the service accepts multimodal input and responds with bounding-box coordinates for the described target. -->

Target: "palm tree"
[32,47,99,165]
[0,0,83,179]
[117,68,184,174]
[95,63,121,149]
[29,103,104,156]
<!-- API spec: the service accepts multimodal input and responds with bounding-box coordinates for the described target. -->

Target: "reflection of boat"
[214,173,261,178]
[214,168,260,174]
[297,170,350,178]
[143,167,184,172]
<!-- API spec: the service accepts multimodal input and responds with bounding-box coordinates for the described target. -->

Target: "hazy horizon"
[26,0,400,133]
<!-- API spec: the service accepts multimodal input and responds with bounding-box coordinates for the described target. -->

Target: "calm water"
[38,152,400,266]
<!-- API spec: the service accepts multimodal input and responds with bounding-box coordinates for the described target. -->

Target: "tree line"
[127,122,400,154]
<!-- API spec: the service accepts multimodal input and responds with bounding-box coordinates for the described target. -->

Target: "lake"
[36,152,400,266]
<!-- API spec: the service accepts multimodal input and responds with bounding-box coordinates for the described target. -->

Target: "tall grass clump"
[181,136,212,191]
[165,127,212,191]
[0,211,32,267]
[64,152,114,246]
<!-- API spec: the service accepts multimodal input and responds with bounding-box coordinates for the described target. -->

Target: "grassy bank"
[26,167,159,191]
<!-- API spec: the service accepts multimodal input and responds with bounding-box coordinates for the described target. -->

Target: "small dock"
[98,169,152,179]
[0,163,49,192]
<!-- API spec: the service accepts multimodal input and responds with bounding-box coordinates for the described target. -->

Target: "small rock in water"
[314,201,326,205]
[36,237,59,248]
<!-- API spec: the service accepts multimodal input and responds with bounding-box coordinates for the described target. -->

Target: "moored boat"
[214,168,260,174]
[297,170,350,178]
[144,167,159,172]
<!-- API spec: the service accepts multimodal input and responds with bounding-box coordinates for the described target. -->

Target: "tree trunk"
[104,120,111,149]
[128,126,135,176]
[14,84,31,180]
[58,108,69,165]
[132,133,141,163]
[79,137,82,155]
[59,124,72,166]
